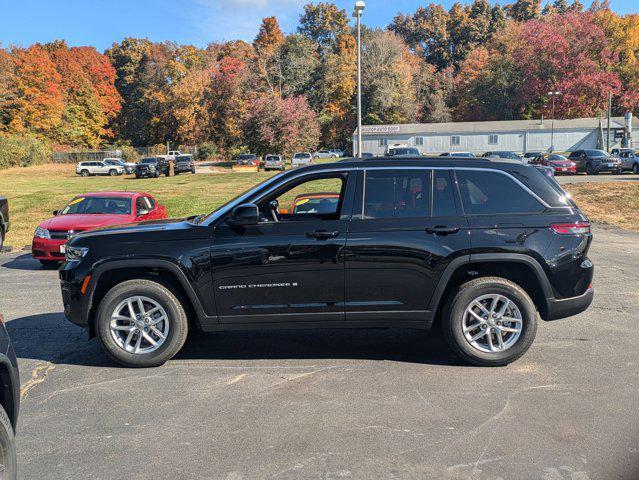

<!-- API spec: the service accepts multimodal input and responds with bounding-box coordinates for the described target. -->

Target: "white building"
[352,116,639,156]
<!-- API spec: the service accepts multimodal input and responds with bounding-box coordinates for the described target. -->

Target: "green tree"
[298,2,350,51]
[280,34,320,98]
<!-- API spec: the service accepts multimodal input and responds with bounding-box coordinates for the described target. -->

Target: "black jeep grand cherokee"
[60,157,594,367]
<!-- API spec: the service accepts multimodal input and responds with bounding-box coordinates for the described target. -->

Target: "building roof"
[353,116,638,136]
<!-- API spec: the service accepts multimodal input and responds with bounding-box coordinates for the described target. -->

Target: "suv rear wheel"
[633,163,639,175]
[80,169,89,177]
[442,277,538,366]
[96,279,189,368]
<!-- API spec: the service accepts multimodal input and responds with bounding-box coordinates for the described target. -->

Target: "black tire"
[441,277,538,367]
[39,259,59,268]
[135,173,140,179]
[0,227,4,251]
[586,163,598,175]
[191,167,195,174]
[165,170,171,177]
[80,169,89,177]
[95,279,189,368]
[109,169,118,176]
[174,170,180,176]
[633,163,639,175]
[0,403,17,480]
[154,171,159,178]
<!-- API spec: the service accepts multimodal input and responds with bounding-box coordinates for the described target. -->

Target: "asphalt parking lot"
[0,226,638,480]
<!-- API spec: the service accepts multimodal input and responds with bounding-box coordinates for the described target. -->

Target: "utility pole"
[547,91,560,153]
[353,1,365,158]
[606,91,612,152]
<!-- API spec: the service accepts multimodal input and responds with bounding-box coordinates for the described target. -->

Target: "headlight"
[35,226,50,239]
[65,246,89,261]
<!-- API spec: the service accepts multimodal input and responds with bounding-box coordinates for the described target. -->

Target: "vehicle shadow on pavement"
[6,312,464,367]
[175,328,463,367]
[1,253,59,271]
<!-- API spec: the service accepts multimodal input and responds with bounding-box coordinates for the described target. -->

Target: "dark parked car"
[174,154,195,175]
[482,151,521,160]
[522,151,543,163]
[135,157,170,178]
[567,149,622,175]
[0,196,8,250]
[60,157,594,368]
[0,314,20,479]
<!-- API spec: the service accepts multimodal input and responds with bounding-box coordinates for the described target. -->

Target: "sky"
[0,0,637,52]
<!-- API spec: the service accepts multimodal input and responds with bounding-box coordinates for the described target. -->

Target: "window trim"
[488,134,499,145]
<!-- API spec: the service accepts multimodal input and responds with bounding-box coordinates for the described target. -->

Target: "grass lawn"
[2,163,282,248]
[564,181,639,232]
[1,162,638,248]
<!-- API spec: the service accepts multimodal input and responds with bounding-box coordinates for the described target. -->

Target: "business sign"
[361,125,401,134]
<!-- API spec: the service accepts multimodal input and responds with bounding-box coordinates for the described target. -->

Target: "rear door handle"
[306,230,340,240]
[425,226,460,236]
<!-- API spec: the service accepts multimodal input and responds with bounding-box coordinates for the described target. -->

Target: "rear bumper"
[546,287,594,321]
[32,237,66,261]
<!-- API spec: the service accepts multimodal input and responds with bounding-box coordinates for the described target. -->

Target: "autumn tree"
[298,2,350,51]
[279,34,320,98]
[244,96,320,157]
[506,0,541,21]
[253,17,285,96]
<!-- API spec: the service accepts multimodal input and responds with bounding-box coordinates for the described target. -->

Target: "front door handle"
[306,230,340,240]
[425,225,460,236]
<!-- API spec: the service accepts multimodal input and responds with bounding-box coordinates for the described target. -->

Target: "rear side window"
[363,170,431,219]
[456,170,543,215]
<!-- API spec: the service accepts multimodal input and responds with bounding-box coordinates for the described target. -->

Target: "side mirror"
[228,203,259,227]
[52,210,59,216]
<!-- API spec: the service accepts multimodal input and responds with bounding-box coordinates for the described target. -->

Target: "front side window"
[456,170,544,215]
[363,170,431,219]
[451,135,461,146]
[260,175,346,222]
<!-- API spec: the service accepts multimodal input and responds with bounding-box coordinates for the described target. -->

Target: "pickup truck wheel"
[0,403,17,480]
[442,277,538,367]
[586,164,598,175]
[80,170,89,177]
[633,163,639,175]
[96,279,189,368]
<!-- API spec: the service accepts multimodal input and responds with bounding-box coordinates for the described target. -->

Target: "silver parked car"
[76,161,125,177]
[264,154,285,171]
[312,149,340,159]
[103,158,135,174]
[619,150,639,174]
[292,152,314,167]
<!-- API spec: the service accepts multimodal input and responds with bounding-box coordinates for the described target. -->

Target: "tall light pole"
[548,91,561,153]
[353,1,365,158]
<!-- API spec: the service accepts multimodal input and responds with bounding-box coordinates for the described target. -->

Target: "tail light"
[551,222,590,235]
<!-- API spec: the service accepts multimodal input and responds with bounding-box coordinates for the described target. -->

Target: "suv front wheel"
[96,279,189,368]
[442,277,538,366]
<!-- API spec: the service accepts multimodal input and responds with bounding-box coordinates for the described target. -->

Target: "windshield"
[61,196,131,215]
[140,158,156,164]
[586,150,609,157]
[265,156,280,161]
[294,153,309,159]
[238,154,256,160]
[391,148,419,155]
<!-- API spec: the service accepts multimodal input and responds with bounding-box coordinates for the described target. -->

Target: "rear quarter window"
[456,170,544,215]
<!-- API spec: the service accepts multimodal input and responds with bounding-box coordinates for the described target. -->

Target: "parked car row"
[235,152,318,170]
[76,154,195,179]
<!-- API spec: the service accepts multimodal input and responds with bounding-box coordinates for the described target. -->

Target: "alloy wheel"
[462,294,523,353]
[110,296,170,354]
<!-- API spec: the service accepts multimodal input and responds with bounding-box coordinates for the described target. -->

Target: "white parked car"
[292,152,314,167]
[75,161,125,177]
[103,158,136,174]
[313,149,343,159]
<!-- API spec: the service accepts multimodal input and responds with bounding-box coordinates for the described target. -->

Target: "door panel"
[344,169,470,321]
[211,171,356,324]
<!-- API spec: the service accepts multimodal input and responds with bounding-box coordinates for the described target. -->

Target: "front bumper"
[174,164,193,172]
[136,168,155,177]
[32,237,66,261]
[594,163,622,172]
[546,287,594,320]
